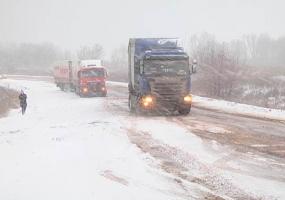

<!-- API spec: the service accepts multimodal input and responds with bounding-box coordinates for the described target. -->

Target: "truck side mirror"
[191,59,198,74]
[192,64,197,74]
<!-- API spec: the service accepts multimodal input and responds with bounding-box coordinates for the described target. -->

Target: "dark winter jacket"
[19,93,27,106]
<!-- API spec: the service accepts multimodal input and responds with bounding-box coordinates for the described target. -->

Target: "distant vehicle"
[128,38,197,115]
[53,59,108,97]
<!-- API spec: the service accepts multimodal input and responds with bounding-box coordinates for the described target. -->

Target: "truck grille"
[152,82,184,107]
[88,82,102,91]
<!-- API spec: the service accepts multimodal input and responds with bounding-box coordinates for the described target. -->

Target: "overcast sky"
[1,0,285,56]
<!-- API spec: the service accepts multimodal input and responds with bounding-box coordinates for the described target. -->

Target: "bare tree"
[242,34,257,60]
[77,44,104,60]
[0,42,61,75]
[188,34,243,99]
[107,45,128,81]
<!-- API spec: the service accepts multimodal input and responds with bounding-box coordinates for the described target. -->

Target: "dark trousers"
[21,103,27,115]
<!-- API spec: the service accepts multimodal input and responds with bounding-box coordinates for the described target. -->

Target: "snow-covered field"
[1,78,285,200]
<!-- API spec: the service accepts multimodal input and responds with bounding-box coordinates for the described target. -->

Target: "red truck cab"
[53,60,108,97]
[76,67,107,97]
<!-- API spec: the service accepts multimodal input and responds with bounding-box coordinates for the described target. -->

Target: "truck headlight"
[141,95,154,107]
[183,95,192,103]
[82,87,88,93]
[144,96,153,103]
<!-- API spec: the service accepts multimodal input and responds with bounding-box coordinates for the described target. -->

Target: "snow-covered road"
[1,78,285,200]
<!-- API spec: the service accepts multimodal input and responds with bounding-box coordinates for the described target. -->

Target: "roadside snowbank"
[107,81,128,87]
[193,96,285,121]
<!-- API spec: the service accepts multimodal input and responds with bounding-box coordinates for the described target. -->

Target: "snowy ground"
[193,96,285,121]
[1,78,285,200]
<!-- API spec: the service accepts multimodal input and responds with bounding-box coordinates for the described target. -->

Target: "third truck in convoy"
[53,59,108,97]
[128,38,197,115]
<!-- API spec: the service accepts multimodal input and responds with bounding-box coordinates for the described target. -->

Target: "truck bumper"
[80,86,107,97]
[138,94,192,113]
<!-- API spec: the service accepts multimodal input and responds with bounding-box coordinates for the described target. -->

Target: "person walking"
[19,90,27,115]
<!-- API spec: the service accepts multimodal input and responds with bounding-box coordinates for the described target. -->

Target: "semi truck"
[53,59,108,97]
[128,38,196,115]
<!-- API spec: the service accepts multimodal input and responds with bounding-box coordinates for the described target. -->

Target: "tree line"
[187,33,285,108]
[0,33,284,108]
[0,33,284,75]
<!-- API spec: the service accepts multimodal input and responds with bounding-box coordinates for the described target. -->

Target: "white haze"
[0,0,285,56]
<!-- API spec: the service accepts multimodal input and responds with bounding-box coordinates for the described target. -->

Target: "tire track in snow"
[168,116,285,182]
[103,85,277,200]
[124,126,268,200]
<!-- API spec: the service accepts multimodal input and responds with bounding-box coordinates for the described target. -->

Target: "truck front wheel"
[128,94,136,113]
[101,91,107,97]
[59,83,64,91]
[178,106,191,115]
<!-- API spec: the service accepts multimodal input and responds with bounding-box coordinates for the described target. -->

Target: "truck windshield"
[80,68,105,78]
[144,60,188,76]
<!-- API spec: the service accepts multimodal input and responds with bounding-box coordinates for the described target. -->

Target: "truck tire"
[59,83,64,91]
[63,83,70,92]
[63,84,66,91]
[75,86,83,97]
[101,92,107,97]
[178,106,191,115]
[128,94,136,113]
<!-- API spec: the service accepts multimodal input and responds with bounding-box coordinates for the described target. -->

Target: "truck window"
[144,60,188,76]
[80,68,105,78]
